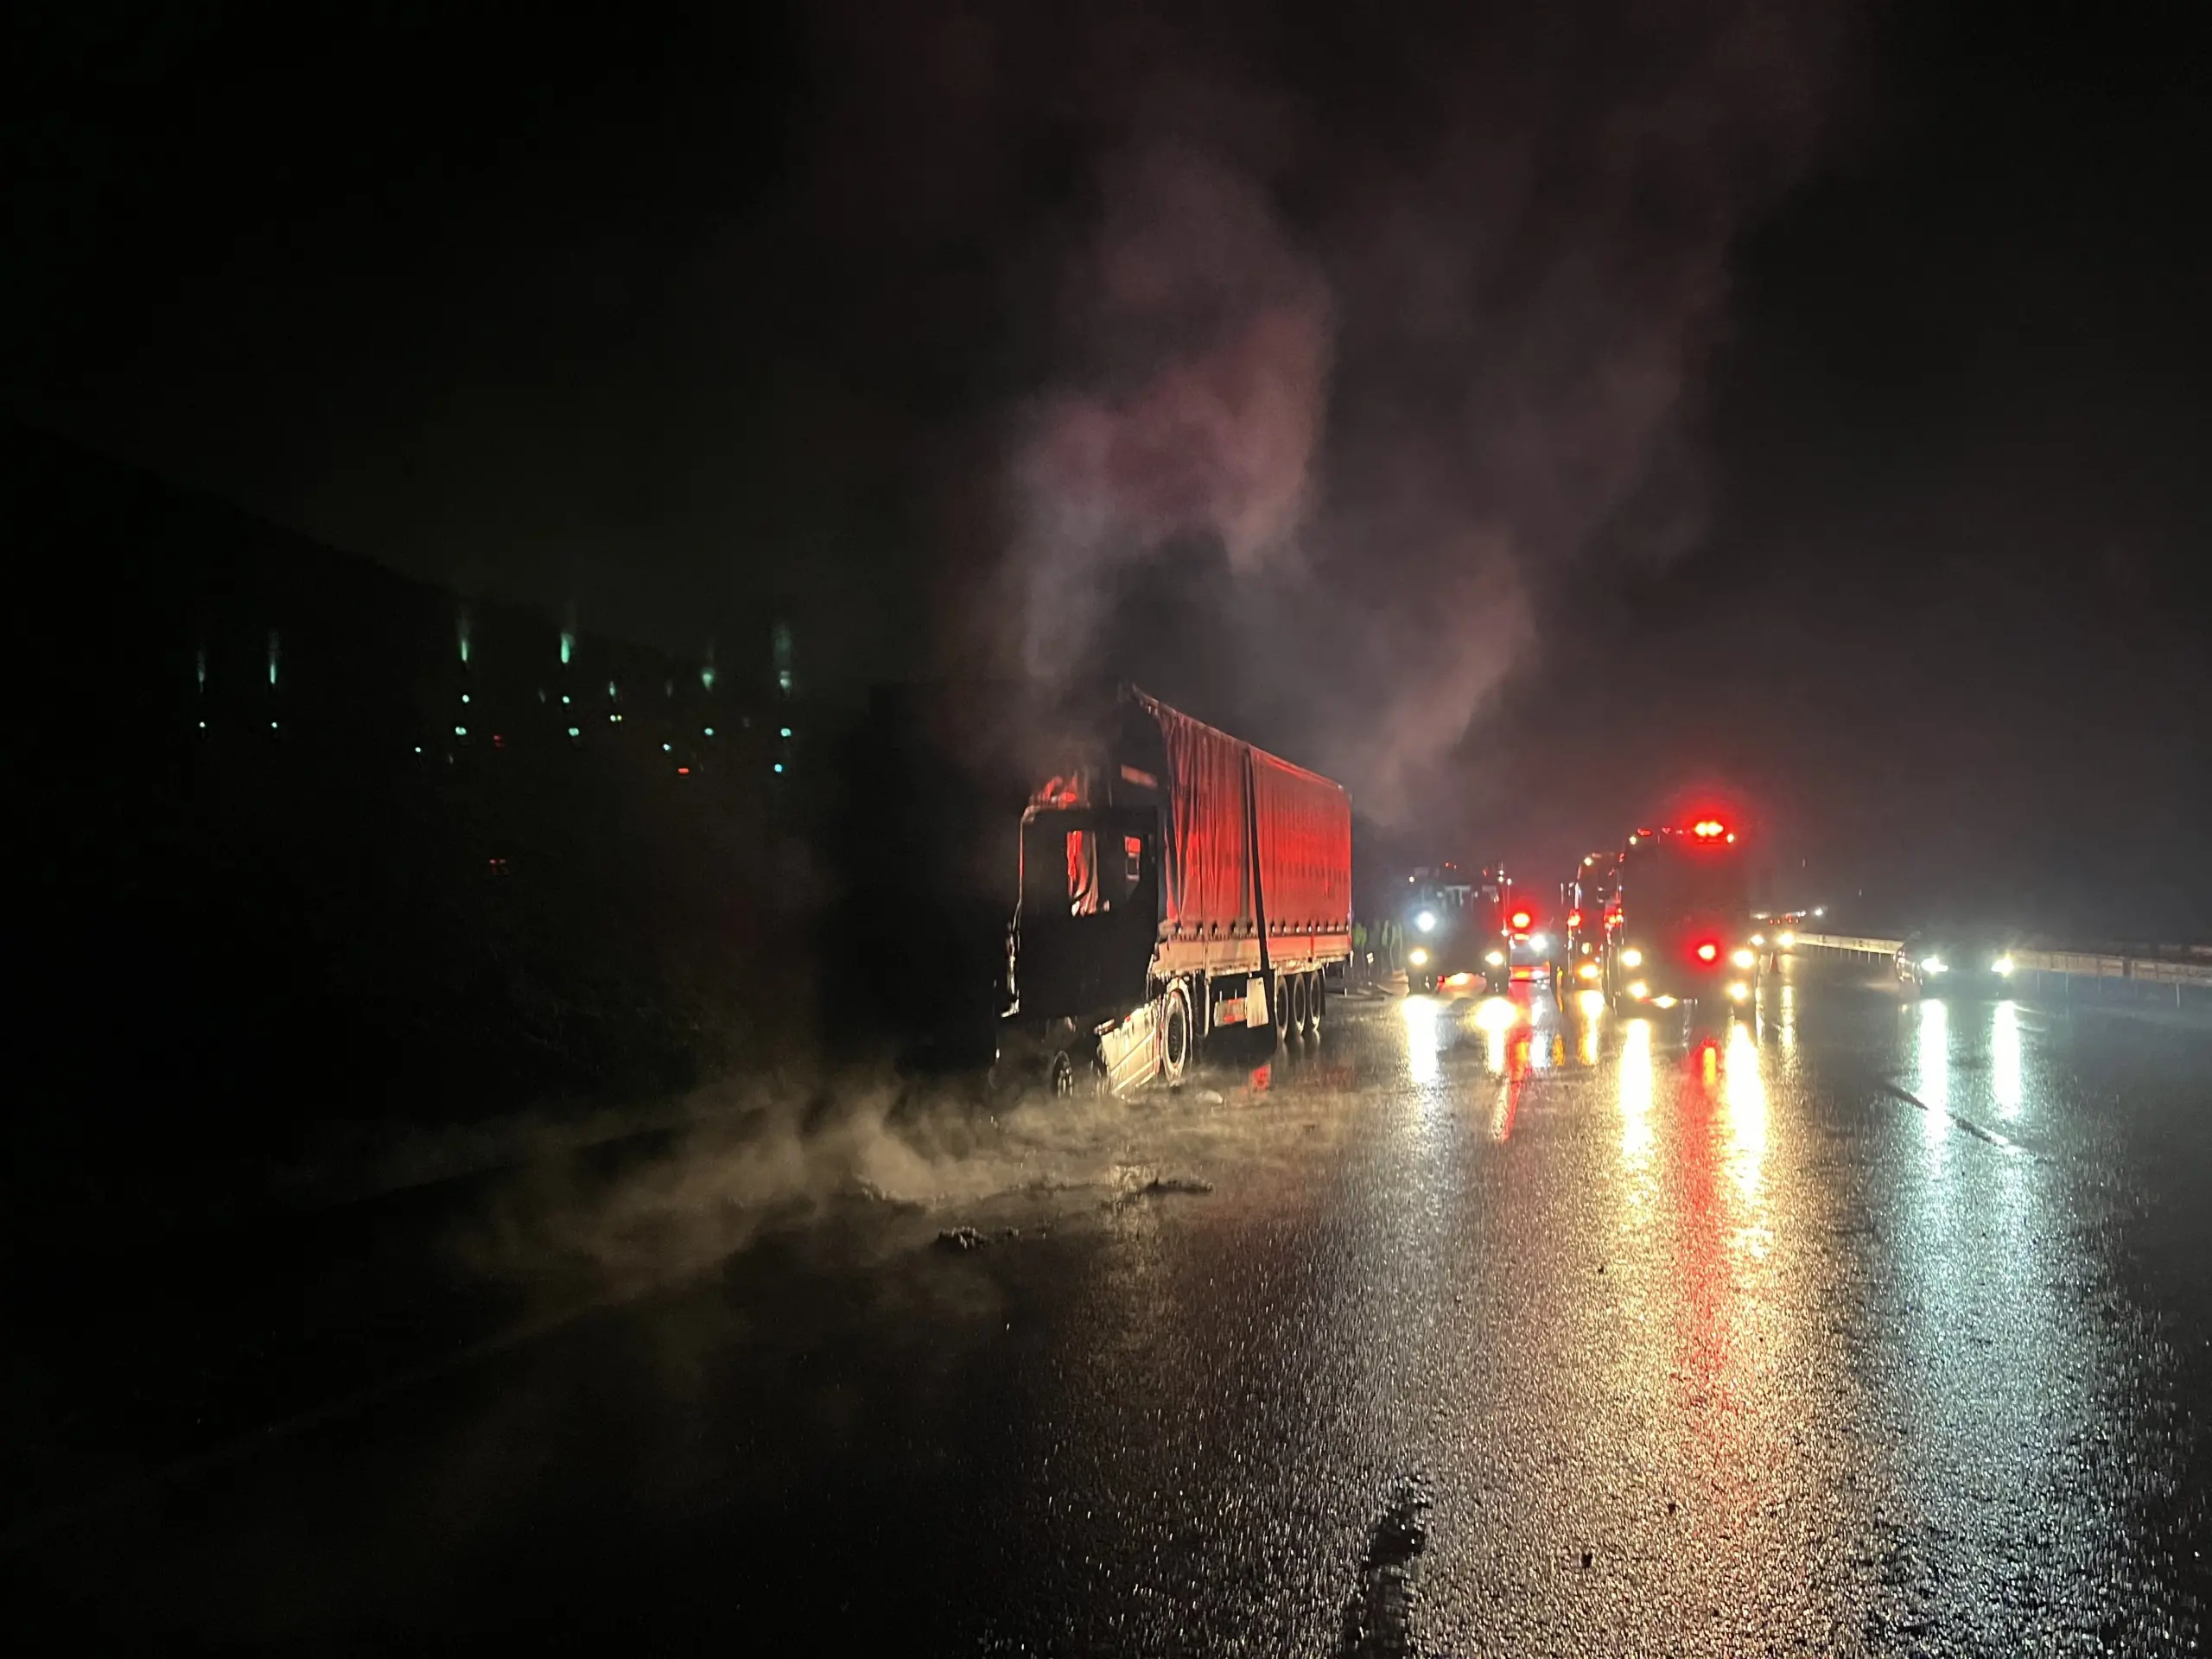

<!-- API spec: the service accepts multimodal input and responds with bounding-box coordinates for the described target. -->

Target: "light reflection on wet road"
[4,959,2206,1651]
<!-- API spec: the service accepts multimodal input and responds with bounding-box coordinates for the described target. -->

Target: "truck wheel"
[1308,972,1326,1036]
[1291,972,1313,1039]
[1161,982,1192,1087]
[1272,971,1294,1047]
[1047,1049,1077,1098]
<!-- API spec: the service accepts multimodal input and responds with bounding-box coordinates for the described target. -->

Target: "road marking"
[1873,1078,2036,1157]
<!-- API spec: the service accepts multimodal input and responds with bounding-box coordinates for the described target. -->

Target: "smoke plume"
[988,0,1860,820]
[1011,145,1332,674]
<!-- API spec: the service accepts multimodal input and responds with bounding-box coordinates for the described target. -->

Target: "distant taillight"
[1511,910,1532,931]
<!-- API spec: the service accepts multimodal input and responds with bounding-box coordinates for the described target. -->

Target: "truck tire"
[1291,971,1313,1039]
[1161,982,1192,1087]
[1047,1049,1077,1098]
[1308,972,1326,1036]
[1272,971,1294,1047]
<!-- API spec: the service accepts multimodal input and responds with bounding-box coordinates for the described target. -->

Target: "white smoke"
[993,0,1860,821]
[1008,143,1332,677]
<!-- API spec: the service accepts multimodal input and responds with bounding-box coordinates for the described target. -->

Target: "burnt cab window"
[1065,830,1098,916]
[1026,812,1153,919]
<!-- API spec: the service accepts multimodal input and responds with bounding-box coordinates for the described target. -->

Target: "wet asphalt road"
[6,956,2210,1653]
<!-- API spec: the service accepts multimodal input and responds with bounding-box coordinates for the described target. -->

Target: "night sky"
[9,0,2209,931]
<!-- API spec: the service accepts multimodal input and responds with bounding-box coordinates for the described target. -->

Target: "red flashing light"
[1691,819,1726,838]
[1696,941,1719,962]
[677,766,691,776]
[1567,909,1583,929]
[1511,910,1532,931]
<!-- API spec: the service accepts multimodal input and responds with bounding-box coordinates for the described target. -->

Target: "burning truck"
[833,683,1352,1095]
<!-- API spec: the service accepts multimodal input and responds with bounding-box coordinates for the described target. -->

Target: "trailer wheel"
[1307,971,1325,1036]
[1047,1049,1077,1098]
[1161,982,1192,1087]
[1272,971,1294,1047]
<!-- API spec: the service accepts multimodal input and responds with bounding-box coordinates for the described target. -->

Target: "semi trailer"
[836,682,1352,1094]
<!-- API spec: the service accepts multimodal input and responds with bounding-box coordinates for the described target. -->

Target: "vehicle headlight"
[1628,980,1649,1000]
[1732,948,1757,969]
[1484,950,1505,967]
[1620,948,1643,968]
[1750,933,1766,947]
[1727,981,1750,1001]
[1778,931,1796,948]
[1415,910,1437,933]
[1528,933,1549,953]
[1408,947,1429,967]
[1993,956,2015,976]
[1919,956,1947,974]
[1577,963,1599,981]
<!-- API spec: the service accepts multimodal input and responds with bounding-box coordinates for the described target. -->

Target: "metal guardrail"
[1796,932,2212,990]
[1796,932,1904,957]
